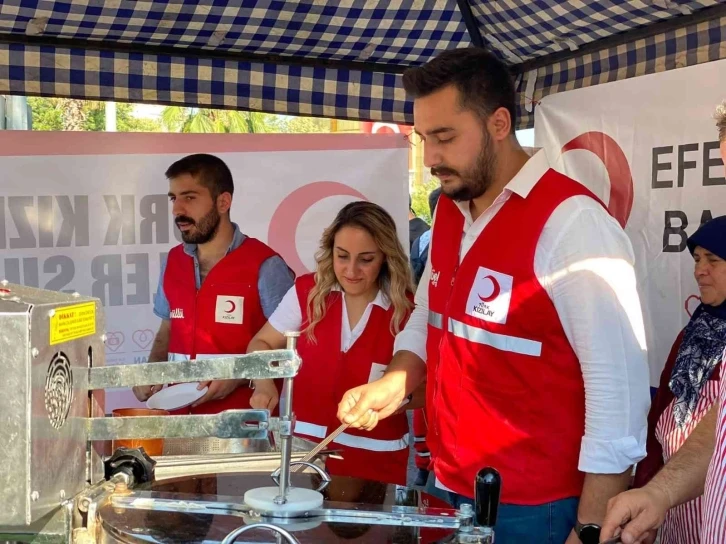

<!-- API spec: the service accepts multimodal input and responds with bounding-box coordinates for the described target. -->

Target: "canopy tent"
[0,1,724,129]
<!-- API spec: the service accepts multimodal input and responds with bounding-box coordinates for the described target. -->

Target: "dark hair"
[428,187,442,216]
[165,153,234,199]
[402,47,517,131]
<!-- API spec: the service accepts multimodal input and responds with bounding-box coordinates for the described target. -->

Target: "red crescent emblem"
[477,275,501,302]
[268,181,368,275]
[561,131,634,228]
[225,300,236,313]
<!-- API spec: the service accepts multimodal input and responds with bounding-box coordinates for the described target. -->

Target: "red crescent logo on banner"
[477,275,501,302]
[561,131,634,228]
[268,181,368,275]
[225,300,236,313]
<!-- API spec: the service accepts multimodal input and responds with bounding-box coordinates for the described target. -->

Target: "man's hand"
[132,384,163,402]
[337,374,406,430]
[600,484,670,544]
[250,379,280,411]
[192,379,245,407]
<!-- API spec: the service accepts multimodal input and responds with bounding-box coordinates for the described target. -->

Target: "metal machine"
[0,282,501,543]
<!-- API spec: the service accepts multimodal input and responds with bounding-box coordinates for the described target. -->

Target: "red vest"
[164,237,281,415]
[427,169,600,504]
[293,273,411,485]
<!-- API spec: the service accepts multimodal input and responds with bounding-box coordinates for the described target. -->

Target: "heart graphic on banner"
[105,332,125,352]
[685,295,702,317]
[132,329,154,350]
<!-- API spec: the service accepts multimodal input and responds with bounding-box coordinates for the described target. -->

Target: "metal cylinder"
[274,331,300,504]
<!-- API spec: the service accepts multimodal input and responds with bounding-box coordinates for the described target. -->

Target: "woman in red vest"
[248,201,414,485]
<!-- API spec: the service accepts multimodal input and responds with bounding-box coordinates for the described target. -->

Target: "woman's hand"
[250,379,280,412]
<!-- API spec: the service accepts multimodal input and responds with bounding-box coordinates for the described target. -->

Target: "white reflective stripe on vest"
[428,311,444,329]
[333,432,409,452]
[294,421,327,439]
[413,437,426,443]
[416,451,431,457]
[447,318,542,357]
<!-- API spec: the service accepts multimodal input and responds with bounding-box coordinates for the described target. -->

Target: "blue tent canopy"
[0,1,723,128]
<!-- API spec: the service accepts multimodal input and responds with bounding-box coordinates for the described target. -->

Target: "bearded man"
[336,48,651,544]
[132,153,293,414]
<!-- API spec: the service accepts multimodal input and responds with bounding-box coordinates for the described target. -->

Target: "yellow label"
[49,302,97,345]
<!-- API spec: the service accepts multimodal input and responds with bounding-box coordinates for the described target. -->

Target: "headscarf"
[670,216,726,427]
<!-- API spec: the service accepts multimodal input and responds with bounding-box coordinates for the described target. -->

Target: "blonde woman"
[248,201,414,485]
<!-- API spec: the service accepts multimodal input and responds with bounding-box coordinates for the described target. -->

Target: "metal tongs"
[292,396,412,472]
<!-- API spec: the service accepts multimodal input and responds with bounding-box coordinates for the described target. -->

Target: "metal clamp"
[87,349,301,389]
[271,461,331,492]
[221,523,300,544]
[88,410,271,441]
[271,331,301,505]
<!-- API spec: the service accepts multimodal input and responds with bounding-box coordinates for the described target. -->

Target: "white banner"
[535,59,726,386]
[0,132,409,409]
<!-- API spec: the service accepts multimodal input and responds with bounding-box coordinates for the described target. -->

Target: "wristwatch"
[575,521,601,544]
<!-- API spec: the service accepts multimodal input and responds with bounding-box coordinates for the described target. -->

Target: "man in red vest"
[337,48,650,544]
[132,153,293,414]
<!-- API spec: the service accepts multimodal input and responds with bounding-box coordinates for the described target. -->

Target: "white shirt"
[268,284,391,352]
[394,149,651,475]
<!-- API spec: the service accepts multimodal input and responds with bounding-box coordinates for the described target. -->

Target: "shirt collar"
[452,148,550,220]
[504,148,550,198]
[182,222,246,257]
[332,285,392,310]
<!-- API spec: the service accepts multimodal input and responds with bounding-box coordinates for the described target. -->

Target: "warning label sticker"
[49,302,96,345]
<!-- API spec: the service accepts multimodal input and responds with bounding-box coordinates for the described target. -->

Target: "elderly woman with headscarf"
[633,215,726,544]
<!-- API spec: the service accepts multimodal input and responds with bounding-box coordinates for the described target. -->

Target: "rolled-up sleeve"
[541,197,650,474]
[258,256,296,319]
[267,285,302,335]
[153,254,171,320]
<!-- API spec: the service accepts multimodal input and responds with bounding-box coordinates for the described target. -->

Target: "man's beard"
[431,131,497,202]
[176,207,221,244]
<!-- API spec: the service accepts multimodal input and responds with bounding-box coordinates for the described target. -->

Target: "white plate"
[146,383,208,411]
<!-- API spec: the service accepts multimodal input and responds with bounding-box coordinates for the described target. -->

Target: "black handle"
[104,446,156,484]
[475,467,501,527]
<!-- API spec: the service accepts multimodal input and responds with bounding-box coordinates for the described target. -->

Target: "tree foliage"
[160,107,282,133]
[28,98,334,136]
[410,176,440,224]
[158,108,333,134]
[28,98,162,132]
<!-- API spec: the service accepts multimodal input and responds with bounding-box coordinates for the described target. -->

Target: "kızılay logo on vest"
[215,295,244,324]
[466,267,513,325]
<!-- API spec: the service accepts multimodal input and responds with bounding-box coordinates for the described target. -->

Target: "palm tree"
[160,107,268,133]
